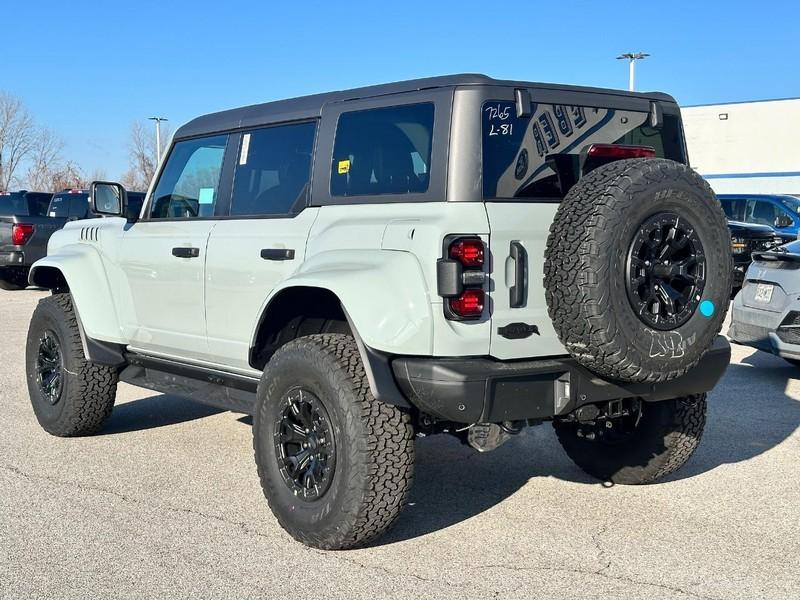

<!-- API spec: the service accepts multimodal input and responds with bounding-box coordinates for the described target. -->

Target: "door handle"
[260,248,295,261]
[172,247,200,258]
[509,241,527,308]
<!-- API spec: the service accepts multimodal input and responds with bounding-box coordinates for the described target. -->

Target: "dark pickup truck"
[729,220,783,290]
[0,189,145,290]
[0,191,56,290]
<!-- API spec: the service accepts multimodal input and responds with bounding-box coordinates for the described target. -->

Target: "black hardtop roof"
[174,74,677,139]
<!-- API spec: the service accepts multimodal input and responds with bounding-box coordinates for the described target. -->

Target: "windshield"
[780,196,800,215]
[0,193,28,216]
[482,101,686,200]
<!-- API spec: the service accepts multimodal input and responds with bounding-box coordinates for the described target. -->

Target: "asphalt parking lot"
[1,290,798,599]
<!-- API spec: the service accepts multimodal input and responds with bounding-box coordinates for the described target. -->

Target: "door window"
[748,199,779,227]
[330,103,434,197]
[231,122,316,216]
[721,198,746,221]
[149,135,228,219]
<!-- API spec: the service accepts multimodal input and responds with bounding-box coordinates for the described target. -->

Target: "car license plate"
[754,283,774,303]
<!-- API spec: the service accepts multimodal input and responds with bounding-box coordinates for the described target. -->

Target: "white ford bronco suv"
[25,75,732,550]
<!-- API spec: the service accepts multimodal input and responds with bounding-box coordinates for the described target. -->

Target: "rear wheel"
[553,395,706,484]
[253,334,414,549]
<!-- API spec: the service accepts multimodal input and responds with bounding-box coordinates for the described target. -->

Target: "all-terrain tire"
[553,395,707,484]
[253,334,414,550]
[544,158,733,383]
[26,293,118,436]
[0,267,29,290]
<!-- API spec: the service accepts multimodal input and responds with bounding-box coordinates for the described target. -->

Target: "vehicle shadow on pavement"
[379,428,596,546]
[100,394,223,435]
[666,348,800,481]
[380,347,800,545]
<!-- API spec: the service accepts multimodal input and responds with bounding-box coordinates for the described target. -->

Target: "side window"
[721,198,746,221]
[230,122,316,216]
[749,199,777,227]
[330,103,434,197]
[69,196,89,219]
[30,193,52,216]
[149,135,228,219]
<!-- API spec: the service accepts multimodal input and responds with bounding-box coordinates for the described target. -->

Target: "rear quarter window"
[330,103,434,197]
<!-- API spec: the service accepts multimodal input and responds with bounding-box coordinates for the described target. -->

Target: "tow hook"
[467,421,524,452]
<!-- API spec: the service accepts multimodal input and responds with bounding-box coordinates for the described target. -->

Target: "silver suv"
[25,75,732,549]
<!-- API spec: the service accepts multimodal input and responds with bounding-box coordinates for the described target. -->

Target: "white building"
[682,97,800,194]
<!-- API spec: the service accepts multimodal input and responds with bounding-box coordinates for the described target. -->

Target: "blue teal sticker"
[699,300,715,317]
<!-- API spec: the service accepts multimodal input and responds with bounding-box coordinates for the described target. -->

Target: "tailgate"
[0,219,13,247]
[486,203,567,359]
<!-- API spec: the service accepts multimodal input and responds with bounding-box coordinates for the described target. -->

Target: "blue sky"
[4,0,798,181]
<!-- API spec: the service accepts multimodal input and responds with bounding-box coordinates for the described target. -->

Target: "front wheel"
[553,395,706,484]
[253,334,415,550]
[26,294,118,436]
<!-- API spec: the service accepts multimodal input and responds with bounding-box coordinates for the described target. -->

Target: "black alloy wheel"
[274,387,336,501]
[626,212,706,330]
[36,331,63,406]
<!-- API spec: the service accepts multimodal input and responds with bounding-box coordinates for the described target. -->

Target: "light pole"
[616,52,650,91]
[148,117,168,164]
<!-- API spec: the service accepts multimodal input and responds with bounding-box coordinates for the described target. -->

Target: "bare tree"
[48,161,87,191]
[25,128,64,191]
[0,92,37,189]
[121,120,171,191]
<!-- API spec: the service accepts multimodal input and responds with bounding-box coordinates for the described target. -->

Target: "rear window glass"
[0,193,28,216]
[482,101,686,199]
[331,103,434,197]
[49,193,89,219]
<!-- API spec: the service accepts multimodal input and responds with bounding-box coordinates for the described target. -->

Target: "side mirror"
[775,214,793,229]
[90,181,127,218]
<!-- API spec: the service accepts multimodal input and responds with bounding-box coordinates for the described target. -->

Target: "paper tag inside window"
[198,188,215,205]
[239,133,251,165]
[337,159,350,174]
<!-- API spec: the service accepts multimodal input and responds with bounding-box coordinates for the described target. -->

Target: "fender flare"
[254,249,433,407]
[29,246,127,366]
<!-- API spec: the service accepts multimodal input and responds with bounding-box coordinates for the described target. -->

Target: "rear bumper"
[392,336,731,423]
[0,251,25,266]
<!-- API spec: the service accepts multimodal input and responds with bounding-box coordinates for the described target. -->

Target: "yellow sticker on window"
[337,159,351,174]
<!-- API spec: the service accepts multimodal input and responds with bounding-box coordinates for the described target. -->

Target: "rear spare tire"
[544,158,732,383]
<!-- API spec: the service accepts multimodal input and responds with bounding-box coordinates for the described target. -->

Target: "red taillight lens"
[449,288,485,318]
[11,223,34,246]
[587,144,656,159]
[449,238,484,267]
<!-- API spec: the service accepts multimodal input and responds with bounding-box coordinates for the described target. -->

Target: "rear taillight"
[11,223,35,246]
[438,236,486,320]
[449,238,484,268]
[586,144,656,159]
[449,288,485,318]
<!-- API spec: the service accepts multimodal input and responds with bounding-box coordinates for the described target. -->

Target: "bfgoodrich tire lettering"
[26,294,118,436]
[544,158,733,383]
[554,395,706,484]
[253,334,414,550]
